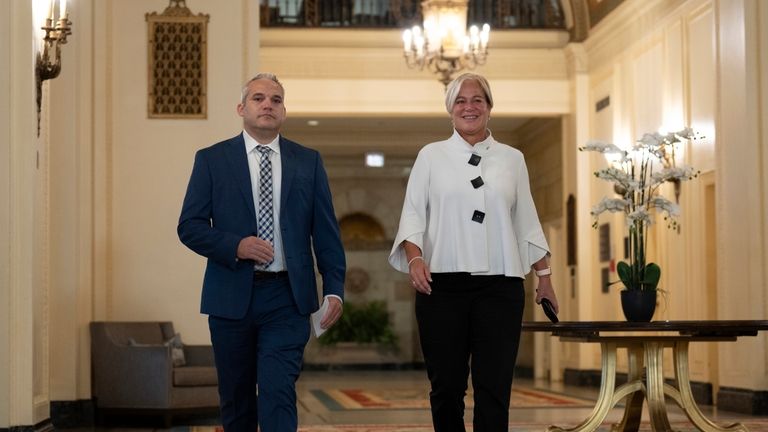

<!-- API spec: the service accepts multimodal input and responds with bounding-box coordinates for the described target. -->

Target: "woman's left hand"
[534,277,559,314]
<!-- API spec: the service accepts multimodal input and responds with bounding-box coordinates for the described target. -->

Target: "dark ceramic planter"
[620,289,657,322]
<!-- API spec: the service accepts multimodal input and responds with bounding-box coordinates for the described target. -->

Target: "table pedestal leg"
[644,342,674,431]
[612,346,645,432]
[662,341,749,432]
[549,337,754,432]
[548,342,619,432]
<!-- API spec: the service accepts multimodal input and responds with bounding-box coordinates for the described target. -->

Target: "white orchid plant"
[580,128,699,291]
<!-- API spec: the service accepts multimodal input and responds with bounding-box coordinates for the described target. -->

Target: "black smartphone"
[541,298,559,323]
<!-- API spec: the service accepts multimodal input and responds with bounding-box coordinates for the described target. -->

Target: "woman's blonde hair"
[444,73,494,113]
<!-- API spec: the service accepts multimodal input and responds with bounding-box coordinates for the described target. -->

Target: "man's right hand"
[237,236,274,264]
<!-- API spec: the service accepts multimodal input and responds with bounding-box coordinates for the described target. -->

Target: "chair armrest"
[92,344,173,408]
[183,345,215,367]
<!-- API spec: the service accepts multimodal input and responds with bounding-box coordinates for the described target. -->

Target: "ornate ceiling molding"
[567,0,591,42]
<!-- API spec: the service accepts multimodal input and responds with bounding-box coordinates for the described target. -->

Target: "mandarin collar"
[451,129,495,154]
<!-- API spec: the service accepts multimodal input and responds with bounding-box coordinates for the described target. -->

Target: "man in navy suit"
[178,73,345,432]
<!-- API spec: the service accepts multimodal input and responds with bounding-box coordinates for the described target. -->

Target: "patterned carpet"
[290,422,768,432]
[310,387,594,410]
[182,386,768,431]
[190,420,768,432]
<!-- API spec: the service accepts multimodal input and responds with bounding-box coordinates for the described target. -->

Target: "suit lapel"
[224,135,256,220]
[279,137,296,215]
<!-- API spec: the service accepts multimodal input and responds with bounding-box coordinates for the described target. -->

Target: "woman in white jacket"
[389,73,559,432]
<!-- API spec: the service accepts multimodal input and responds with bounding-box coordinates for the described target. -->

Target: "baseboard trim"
[50,399,95,428]
[0,400,95,431]
[515,365,534,379]
[718,387,768,415]
[563,368,606,387]
[0,419,54,432]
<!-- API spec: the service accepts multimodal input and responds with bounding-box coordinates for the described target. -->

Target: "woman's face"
[450,80,491,142]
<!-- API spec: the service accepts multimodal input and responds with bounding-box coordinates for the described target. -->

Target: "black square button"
[468,154,481,166]
[471,176,484,189]
[472,210,485,223]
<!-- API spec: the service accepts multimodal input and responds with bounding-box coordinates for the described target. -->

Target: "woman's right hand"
[409,258,432,295]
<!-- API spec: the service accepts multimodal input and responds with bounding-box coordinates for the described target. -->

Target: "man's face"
[237,79,286,136]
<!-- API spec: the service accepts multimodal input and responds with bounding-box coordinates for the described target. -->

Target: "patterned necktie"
[256,146,274,268]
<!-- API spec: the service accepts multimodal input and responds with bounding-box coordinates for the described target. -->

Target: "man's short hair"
[240,73,284,104]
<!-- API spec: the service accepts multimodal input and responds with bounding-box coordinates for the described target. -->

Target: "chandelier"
[402,0,490,87]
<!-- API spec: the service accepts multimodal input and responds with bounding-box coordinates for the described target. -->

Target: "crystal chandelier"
[402,0,490,87]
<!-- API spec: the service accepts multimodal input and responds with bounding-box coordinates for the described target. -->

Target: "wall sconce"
[36,0,72,135]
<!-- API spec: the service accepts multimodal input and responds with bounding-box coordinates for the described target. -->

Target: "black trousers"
[415,273,525,432]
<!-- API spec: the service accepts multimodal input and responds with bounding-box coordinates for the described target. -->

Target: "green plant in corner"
[318,300,398,348]
[580,128,700,291]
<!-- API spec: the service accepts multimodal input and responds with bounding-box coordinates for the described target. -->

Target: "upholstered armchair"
[90,321,219,425]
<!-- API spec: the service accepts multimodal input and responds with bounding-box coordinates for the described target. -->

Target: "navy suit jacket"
[178,134,346,319]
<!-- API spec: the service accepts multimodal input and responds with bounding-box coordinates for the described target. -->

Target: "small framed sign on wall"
[601,267,611,293]
[146,1,209,119]
[566,194,577,266]
[599,223,610,262]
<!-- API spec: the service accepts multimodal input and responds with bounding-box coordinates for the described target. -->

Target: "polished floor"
[294,371,765,426]
[65,370,768,431]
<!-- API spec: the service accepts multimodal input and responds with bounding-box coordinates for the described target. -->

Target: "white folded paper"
[310,297,329,338]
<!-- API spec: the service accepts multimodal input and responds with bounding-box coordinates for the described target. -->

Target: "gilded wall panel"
[146,1,209,119]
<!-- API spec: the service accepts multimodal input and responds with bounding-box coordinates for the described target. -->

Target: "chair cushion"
[174,366,218,387]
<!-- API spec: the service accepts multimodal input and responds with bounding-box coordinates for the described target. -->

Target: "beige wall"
[1,1,11,425]
[515,118,564,225]
[1,0,52,426]
[714,0,768,390]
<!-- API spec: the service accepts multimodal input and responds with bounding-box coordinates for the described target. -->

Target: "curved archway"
[338,212,387,249]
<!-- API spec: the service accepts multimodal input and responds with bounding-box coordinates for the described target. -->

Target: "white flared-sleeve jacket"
[388,130,549,276]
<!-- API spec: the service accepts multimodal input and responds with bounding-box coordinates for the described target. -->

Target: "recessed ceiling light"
[365,152,385,168]
[307,120,320,126]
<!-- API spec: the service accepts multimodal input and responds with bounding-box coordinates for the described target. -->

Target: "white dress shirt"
[389,130,549,276]
[243,131,286,272]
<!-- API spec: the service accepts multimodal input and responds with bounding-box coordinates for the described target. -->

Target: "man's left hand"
[320,296,343,329]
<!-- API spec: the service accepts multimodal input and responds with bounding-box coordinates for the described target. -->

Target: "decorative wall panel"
[146,1,209,119]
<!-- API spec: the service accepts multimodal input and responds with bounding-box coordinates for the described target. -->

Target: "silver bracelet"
[408,256,424,267]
